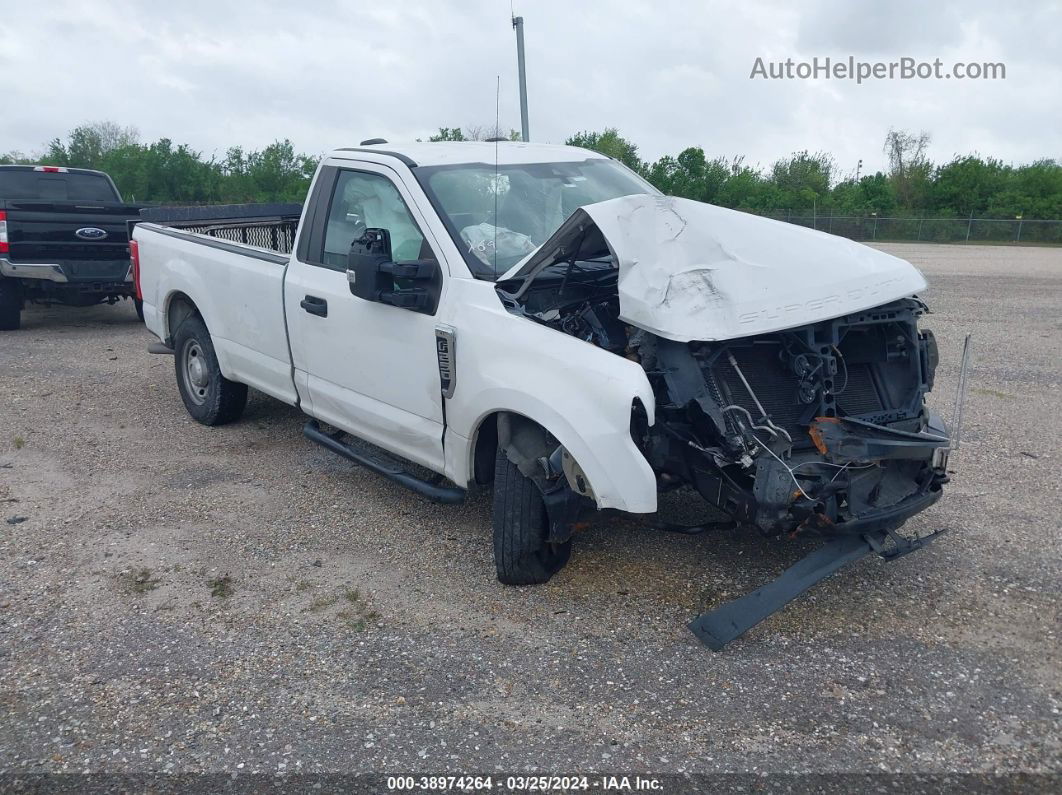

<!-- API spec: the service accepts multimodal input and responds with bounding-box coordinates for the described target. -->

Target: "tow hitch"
[689,506,946,651]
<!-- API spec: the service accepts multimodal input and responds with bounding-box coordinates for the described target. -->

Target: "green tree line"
[1,122,316,204]
[3,121,1060,220]
[566,127,1062,220]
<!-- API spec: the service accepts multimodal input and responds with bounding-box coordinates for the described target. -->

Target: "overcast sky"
[2,0,1059,176]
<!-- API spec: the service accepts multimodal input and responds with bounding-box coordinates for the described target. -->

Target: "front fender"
[467,391,657,513]
[441,281,658,514]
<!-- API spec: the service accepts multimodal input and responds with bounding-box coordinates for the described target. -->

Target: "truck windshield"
[415,159,655,279]
[0,170,121,202]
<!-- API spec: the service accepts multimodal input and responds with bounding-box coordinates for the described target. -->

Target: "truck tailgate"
[3,200,141,282]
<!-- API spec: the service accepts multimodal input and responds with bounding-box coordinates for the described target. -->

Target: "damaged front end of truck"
[497,194,957,649]
[628,300,949,542]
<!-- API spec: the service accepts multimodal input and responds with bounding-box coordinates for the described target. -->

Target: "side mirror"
[347,228,441,314]
[347,228,393,303]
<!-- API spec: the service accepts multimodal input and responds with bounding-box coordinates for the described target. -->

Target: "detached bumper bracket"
[690,533,878,651]
[689,490,945,651]
[867,525,948,561]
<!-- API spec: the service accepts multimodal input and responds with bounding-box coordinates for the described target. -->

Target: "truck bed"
[135,213,301,407]
[137,203,302,254]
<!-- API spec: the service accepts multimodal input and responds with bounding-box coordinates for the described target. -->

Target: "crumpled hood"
[504,194,927,342]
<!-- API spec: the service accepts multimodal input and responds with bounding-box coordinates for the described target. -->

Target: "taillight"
[0,210,8,254]
[129,239,142,299]
[33,166,68,173]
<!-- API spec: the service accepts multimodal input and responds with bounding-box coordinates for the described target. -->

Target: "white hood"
[505,195,927,342]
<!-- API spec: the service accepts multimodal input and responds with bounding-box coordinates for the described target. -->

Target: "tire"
[0,280,22,331]
[134,298,144,322]
[173,313,247,426]
[492,447,572,585]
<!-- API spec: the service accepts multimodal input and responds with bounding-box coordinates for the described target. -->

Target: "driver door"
[284,163,447,471]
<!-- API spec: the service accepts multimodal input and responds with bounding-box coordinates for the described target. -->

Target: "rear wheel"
[0,280,22,331]
[492,448,572,585]
[174,314,247,425]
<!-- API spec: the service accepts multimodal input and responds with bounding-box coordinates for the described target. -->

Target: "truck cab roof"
[329,141,609,168]
[0,164,113,176]
[0,164,123,203]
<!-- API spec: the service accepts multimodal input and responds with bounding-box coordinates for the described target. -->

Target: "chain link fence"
[756,212,1062,245]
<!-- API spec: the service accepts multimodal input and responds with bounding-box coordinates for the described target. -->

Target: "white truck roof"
[329,141,608,167]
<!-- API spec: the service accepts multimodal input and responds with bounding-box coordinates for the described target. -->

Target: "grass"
[305,586,379,631]
[339,587,379,631]
[118,567,160,594]
[286,575,314,593]
[208,574,235,598]
[973,387,1015,400]
[309,594,338,612]
[337,608,374,632]
[13,437,25,450]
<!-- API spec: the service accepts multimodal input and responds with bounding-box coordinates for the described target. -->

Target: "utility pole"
[513,15,529,142]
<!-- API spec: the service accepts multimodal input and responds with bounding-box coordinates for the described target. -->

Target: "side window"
[320,170,432,270]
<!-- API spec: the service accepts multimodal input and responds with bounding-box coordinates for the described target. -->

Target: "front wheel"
[492,448,572,585]
[173,314,247,426]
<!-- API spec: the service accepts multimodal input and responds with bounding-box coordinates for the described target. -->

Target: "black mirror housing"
[347,228,442,315]
[347,228,394,303]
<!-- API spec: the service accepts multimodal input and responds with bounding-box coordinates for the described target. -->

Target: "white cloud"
[2,0,1058,173]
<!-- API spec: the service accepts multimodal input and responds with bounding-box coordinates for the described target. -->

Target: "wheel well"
[471,411,572,492]
[471,412,499,485]
[166,292,200,345]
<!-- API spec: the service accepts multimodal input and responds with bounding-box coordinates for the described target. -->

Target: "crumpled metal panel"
[504,195,928,342]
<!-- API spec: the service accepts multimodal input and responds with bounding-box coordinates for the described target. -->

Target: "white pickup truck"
[133,141,956,649]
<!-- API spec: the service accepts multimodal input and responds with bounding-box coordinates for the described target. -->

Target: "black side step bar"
[689,524,946,651]
[303,421,465,504]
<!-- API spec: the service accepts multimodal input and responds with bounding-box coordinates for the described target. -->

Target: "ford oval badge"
[75,227,108,240]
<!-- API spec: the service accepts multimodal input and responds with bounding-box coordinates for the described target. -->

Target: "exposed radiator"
[708,344,883,441]
[836,362,884,416]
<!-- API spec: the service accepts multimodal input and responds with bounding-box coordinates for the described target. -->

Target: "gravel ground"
[0,243,1059,781]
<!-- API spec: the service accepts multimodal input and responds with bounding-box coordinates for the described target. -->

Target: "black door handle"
[300,295,328,317]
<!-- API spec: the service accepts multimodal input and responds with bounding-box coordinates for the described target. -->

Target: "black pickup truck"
[0,165,143,330]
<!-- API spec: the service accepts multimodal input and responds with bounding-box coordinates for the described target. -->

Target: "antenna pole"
[513,15,529,142]
[494,75,500,276]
